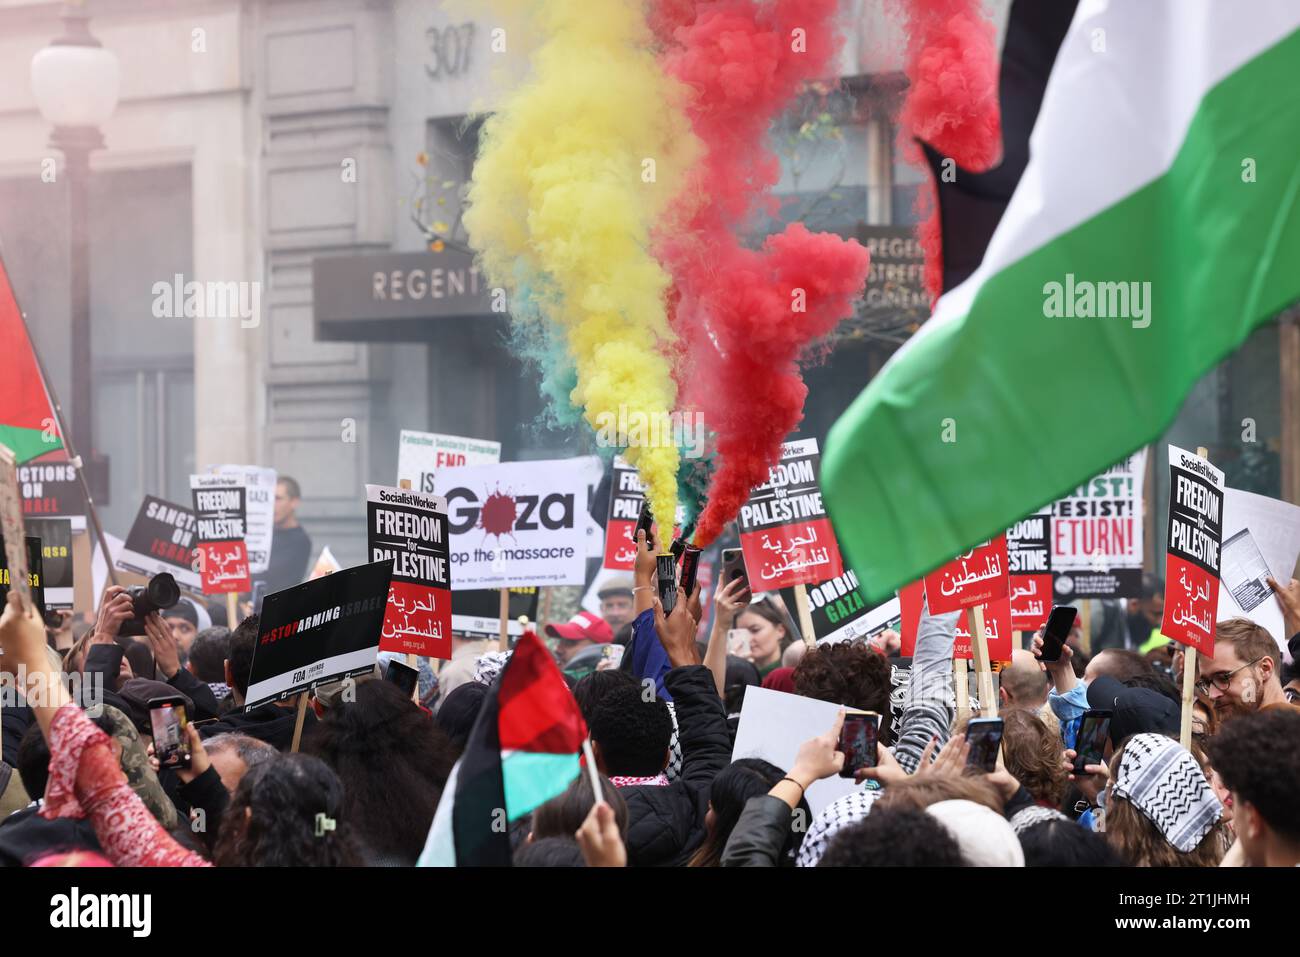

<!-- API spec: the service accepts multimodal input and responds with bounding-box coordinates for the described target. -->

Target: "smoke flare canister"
[635,499,654,549]
[656,553,678,614]
[679,544,702,599]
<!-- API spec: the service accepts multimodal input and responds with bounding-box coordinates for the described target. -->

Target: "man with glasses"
[1196,618,1297,721]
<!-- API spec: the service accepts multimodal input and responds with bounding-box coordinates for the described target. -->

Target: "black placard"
[243,559,392,710]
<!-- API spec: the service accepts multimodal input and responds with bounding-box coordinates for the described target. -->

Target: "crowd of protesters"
[2,521,1299,869]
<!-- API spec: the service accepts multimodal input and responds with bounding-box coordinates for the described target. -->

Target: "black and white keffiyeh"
[1113,733,1222,853]
[1009,804,1068,835]
[795,786,882,867]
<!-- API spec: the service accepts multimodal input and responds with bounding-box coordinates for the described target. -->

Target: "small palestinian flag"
[0,255,62,463]
[418,631,586,866]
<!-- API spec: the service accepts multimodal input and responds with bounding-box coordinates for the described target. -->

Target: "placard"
[244,559,392,709]
[737,438,844,591]
[1216,489,1300,654]
[1007,508,1052,632]
[0,534,43,621]
[1160,446,1224,654]
[602,456,685,570]
[210,464,276,573]
[18,452,85,531]
[923,535,1009,614]
[783,568,898,646]
[452,586,540,639]
[117,495,201,591]
[366,484,452,658]
[1052,449,1147,599]
[27,517,72,610]
[397,430,501,495]
[191,475,251,595]
[432,458,590,588]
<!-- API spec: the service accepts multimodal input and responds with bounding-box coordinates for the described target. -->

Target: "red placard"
[1009,574,1053,633]
[197,540,251,595]
[954,594,1013,662]
[923,535,1009,614]
[1160,447,1224,654]
[738,516,844,592]
[603,518,638,570]
[380,578,451,658]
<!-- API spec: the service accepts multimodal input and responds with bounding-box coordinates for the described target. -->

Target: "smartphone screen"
[721,548,748,593]
[385,659,419,697]
[149,699,192,770]
[965,718,1004,772]
[1039,605,1077,662]
[1073,709,1112,774]
[839,712,880,777]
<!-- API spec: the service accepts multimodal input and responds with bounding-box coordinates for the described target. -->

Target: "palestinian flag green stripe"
[824,15,1300,601]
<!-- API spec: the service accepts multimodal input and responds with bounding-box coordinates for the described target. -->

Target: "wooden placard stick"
[226,591,240,631]
[793,582,817,647]
[290,693,309,753]
[1178,445,1210,749]
[954,658,970,726]
[967,604,997,718]
[497,587,510,652]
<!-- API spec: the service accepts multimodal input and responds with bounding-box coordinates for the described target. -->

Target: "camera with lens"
[118,572,181,637]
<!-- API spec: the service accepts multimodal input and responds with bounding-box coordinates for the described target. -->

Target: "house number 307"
[425,23,474,80]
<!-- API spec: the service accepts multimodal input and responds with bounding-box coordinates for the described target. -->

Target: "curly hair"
[587,677,673,777]
[302,679,455,865]
[792,642,894,743]
[1000,710,1068,809]
[212,753,362,866]
[1207,708,1300,843]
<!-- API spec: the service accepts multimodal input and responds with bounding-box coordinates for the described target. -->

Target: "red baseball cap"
[545,611,614,644]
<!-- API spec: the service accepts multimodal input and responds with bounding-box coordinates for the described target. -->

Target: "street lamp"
[30,1,119,501]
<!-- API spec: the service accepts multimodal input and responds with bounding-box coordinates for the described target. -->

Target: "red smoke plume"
[893,0,1002,301]
[653,0,871,547]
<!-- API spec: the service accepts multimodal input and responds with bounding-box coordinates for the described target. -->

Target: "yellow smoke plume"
[463,0,696,540]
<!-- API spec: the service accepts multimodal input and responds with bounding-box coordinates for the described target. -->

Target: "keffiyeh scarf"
[1113,733,1222,853]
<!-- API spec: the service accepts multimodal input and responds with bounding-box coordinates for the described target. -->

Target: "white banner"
[397,430,501,495]
[1052,448,1147,599]
[1217,488,1300,657]
[432,458,590,588]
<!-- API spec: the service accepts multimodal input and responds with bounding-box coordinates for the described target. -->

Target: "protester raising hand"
[632,529,658,617]
[1267,576,1300,637]
[575,801,627,868]
[653,586,702,668]
[704,575,753,696]
[143,611,182,680]
[93,585,135,642]
[1063,748,1109,806]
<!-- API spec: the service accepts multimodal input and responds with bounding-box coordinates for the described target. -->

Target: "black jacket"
[0,803,102,867]
[198,701,315,751]
[619,664,730,867]
[721,795,799,867]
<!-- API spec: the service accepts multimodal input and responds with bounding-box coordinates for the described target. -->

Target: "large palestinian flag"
[824,0,1300,601]
[0,255,62,463]
[418,631,586,866]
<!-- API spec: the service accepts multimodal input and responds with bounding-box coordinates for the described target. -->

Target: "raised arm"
[892,597,961,774]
